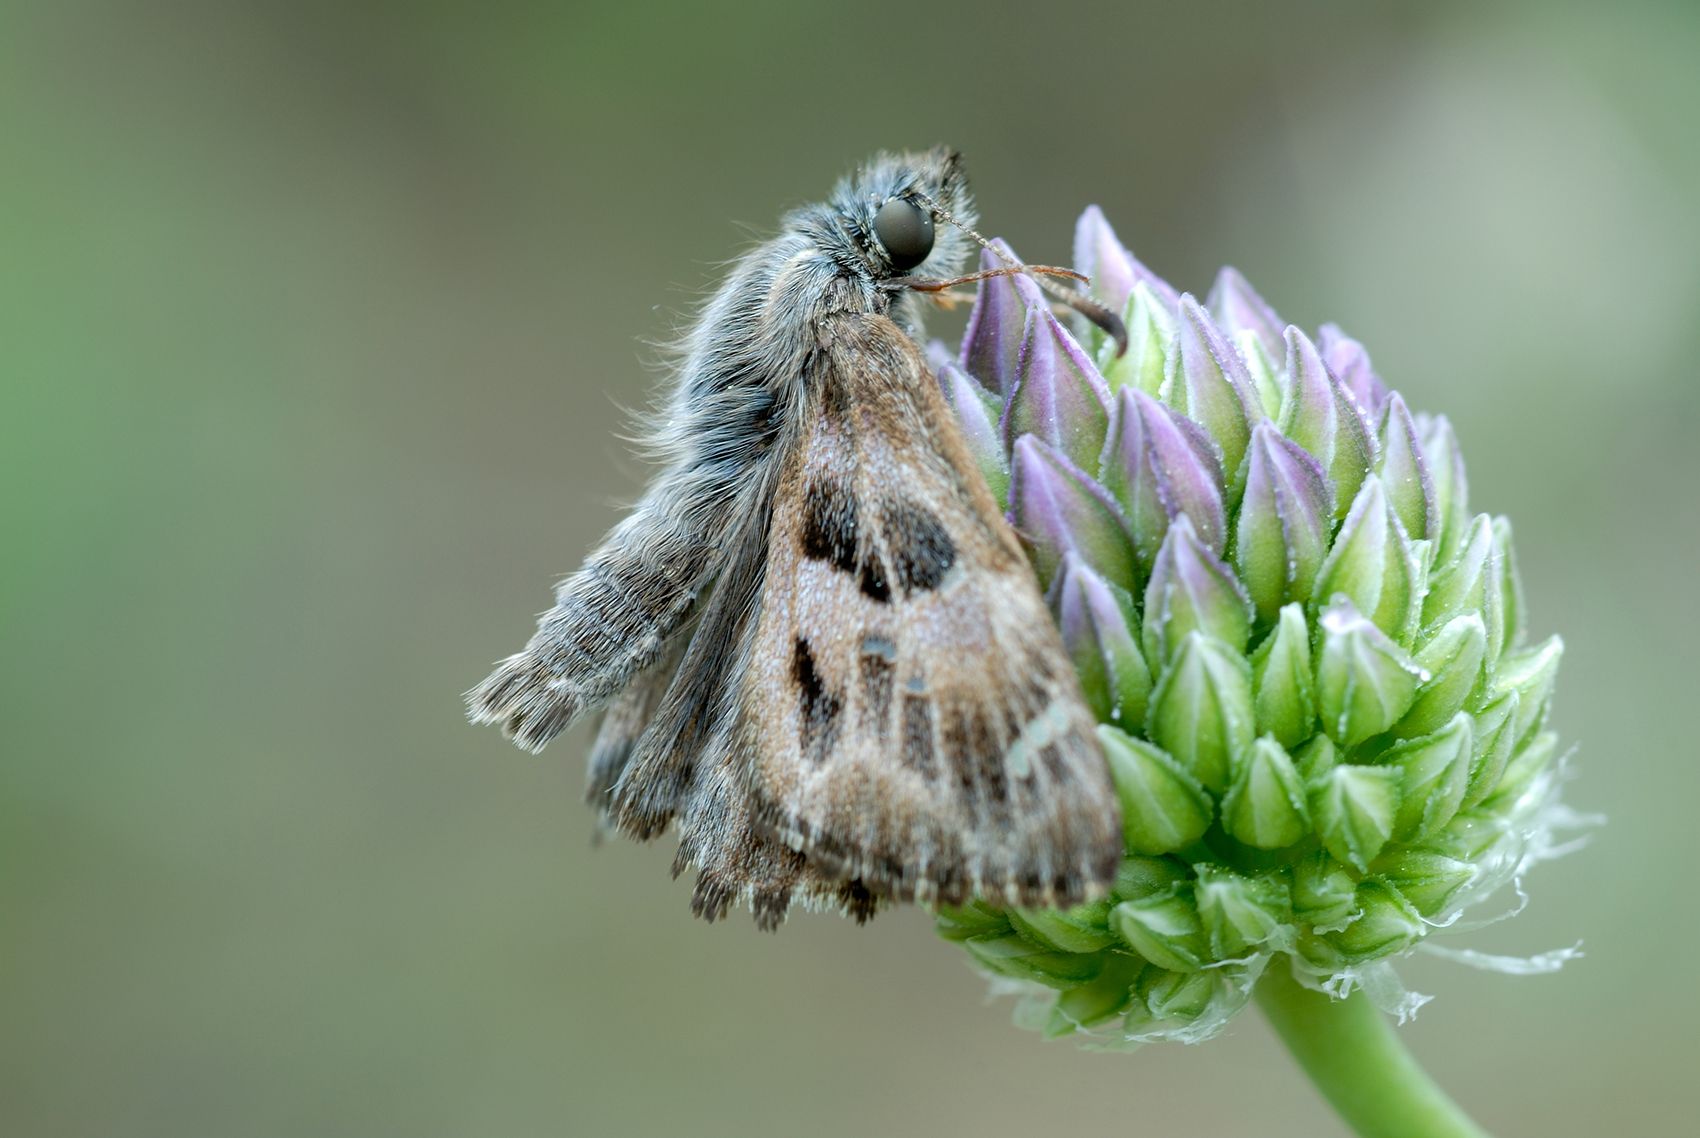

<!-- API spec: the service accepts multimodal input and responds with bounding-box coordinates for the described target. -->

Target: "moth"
[468,148,1125,929]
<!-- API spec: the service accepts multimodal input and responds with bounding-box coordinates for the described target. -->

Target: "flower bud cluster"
[936,209,1575,1042]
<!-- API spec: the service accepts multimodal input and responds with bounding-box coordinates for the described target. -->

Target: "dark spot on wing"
[859,639,895,740]
[900,693,935,777]
[801,480,858,574]
[858,553,891,603]
[792,638,842,762]
[885,499,956,594]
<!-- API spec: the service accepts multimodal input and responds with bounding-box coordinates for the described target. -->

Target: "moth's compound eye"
[872,198,934,272]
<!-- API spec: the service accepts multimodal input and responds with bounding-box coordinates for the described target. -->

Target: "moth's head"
[821,146,977,285]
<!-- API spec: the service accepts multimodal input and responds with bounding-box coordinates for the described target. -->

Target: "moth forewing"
[738,315,1124,909]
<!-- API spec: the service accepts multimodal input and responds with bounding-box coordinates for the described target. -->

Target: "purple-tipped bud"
[1100,388,1227,578]
[1167,296,1264,482]
[1054,553,1153,730]
[1280,326,1377,523]
[1142,515,1252,667]
[1319,323,1391,421]
[1313,475,1424,646]
[1234,422,1334,627]
[1375,394,1436,543]
[1208,266,1286,364]
[1007,435,1136,591]
[961,240,1045,396]
[1075,205,1180,315]
[938,360,1009,503]
[1004,306,1112,467]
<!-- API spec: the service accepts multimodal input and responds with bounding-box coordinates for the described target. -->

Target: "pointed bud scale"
[1111,855,1192,904]
[1292,850,1359,933]
[1318,323,1391,421]
[1325,879,1424,963]
[1463,691,1520,808]
[1221,736,1311,849]
[1423,514,1506,662]
[1294,733,1339,782]
[1142,515,1252,667]
[1280,327,1376,522]
[1251,604,1317,747]
[1315,598,1427,747]
[962,931,1105,989]
[1313,475,1423,645]
[1004,306,1112,467]
[1147,632,1255,793]
[1099,281,1174,397]
[938,360,1010,503]
[1136,966,1218,1024]
[1308,763,1400,871]
[1047,954,1143,1036]
[1384,712,1474,841]
[935,900,1011,942]
[1196,864,1292,958]
[1234,423,1334,625]
[1054,554,1153,729]
[1490,635,1563,749]
[1074,205,1180,315]
[1417,413,1471,562]
[1099,725,1214,854]
[1236,330,1285,419]
[1111,887,1211,972]
[1494,517,1527,651]
[961,240,1045,396]
[1375,394,1436,543]
[1373,845,1480,918]
[1487,730,1560,809]
[1007,436,1136,590]
[1208,266,1286,363]
[1397,615,1488,739]
[1167,296,1264,483]
[1009,899,1117,954]
[1100,388,1227,577]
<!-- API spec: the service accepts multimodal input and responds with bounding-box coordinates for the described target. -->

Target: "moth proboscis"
[469,148,1124,929]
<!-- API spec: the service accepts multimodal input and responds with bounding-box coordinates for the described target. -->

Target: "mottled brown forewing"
[738,314,1122,908]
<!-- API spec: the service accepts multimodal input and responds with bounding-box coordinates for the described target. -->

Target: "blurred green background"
[4,2,1696,1135]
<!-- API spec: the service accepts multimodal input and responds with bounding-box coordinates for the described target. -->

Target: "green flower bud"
[1487,730,1561,809]
[1234,424,1334,627]
[1325,879,1426,963]
[1313,476,1423,644]
[1384,713,1474,841]
[1280,326,1375,522]
[1373,844,1480,918]
[935,899,1011,942]
[1195,864,1292,958]
[1046,953,1144,1036]
[1423,514,1506,662]
[1418,413,1471,562]
[1315,598,1426,747]
[1168,296,1264,483]
[1292,850,1360,932]
[1009,897,1117,954]
[1398,614,1488,738]
[1100,725,1214,854]
[1251,603,1317,747]
[1494,516,1527,651]
[1147,632,1255,792]
[1222,736,1311,849]
[1309,763,1400,871]
[1100,282,1174,397]
[1374,394,1436,544]
[1490,635,1563,750]
[1463,690,1520,807]
[963,930,1106,989]
[1111,885,1211,972]
[1134,965,1220,1025]
[1054,554,1153,729]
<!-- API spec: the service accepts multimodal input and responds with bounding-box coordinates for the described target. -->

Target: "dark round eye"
[872,198,934,271]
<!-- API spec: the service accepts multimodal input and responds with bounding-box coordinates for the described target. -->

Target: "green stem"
[1255,961,1494,1138]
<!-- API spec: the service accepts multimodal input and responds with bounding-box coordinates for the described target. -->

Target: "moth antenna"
[910,187,1129,357]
